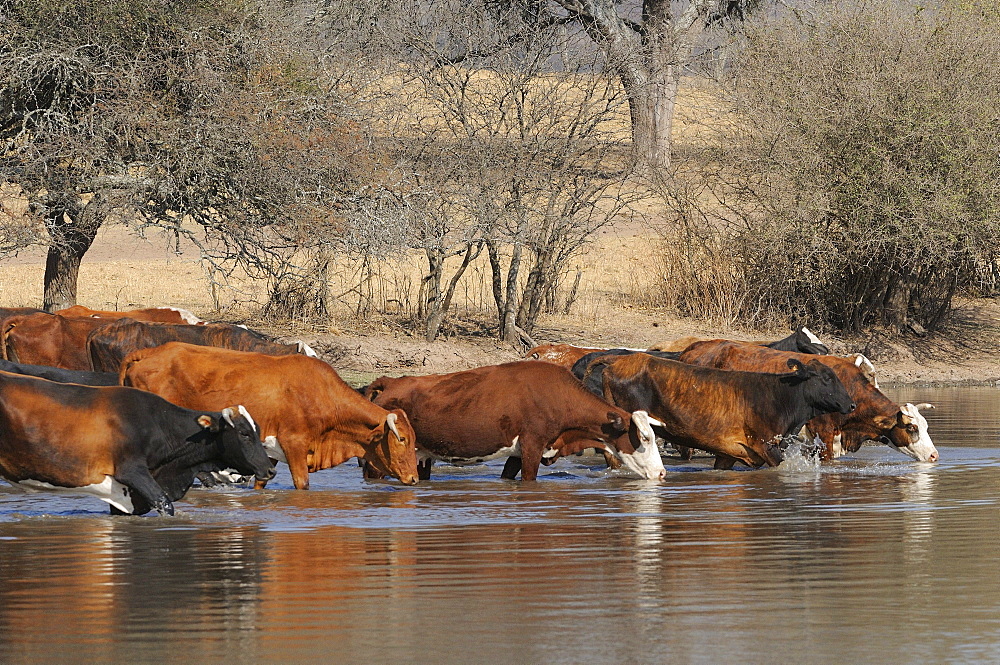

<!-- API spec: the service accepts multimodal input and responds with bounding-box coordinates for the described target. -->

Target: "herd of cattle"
[0,304,938,516]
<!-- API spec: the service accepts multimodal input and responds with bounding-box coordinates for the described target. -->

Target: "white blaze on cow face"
[802,327,824,347]
[895,403,939,462]
[616,411,666,481]
[17,476,134,514]
[236,405,258,434]
[262,435,288,464]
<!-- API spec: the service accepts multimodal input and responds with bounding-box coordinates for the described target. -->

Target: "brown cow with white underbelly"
[678,340,938,462]
[363,361,666,481]
[586,353,856,469]
[120,342,419,489]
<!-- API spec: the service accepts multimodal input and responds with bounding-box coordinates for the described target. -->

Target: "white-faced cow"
[585,353,855,469]
[677,340,939,462]
[363,361,666,482]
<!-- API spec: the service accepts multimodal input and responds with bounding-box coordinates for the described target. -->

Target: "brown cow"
[363,361,666,481]
[523,343,611,369]
[0,306,46,321]
[587,353,855,469]
[120,342,419,489]
[57,305,204,324]
[89,318,317,373]
[678,340,938,462]
[1,312,114,369]
[0,370,273,515]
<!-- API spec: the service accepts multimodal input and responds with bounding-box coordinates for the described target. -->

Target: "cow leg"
[602,450,622,470]
[518,439,544,482]
[287,458,311,490]
[713,454,738,470]
[501,456,522,480]
[362,460,387,480]
[114,465,173,516]
[674,445,693,460]
[417,459,433,481]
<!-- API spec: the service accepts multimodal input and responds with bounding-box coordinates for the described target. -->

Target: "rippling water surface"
[2,386,1000,664]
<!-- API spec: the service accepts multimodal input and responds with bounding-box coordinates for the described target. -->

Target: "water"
[2,386,1000,664]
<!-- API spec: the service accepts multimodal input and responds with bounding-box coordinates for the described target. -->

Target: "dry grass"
[0,78,736,340]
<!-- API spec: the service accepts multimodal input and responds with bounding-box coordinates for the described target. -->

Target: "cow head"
[785,358,855,415]
[604,410,665,480]
[364,409,420,485]
[875,403,939,462]
[197,405,276,481]
[795,327,830,355]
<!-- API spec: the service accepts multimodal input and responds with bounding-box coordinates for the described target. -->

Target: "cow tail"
[1,321,16,362]
[119,354,140,387]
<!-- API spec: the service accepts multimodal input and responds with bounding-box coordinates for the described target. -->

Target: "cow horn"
[221,407,235,427]
[386,412,400,438]
[915,403,935,411]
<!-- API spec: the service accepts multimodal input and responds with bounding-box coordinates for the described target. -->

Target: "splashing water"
[776,435,822,473]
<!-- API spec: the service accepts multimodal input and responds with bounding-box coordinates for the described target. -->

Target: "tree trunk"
[882,272,912,331]
[425,242,482,342]
[41,197,103,312]
[562,0,713,171]
[627,72,680,170]
[501,241,523,343]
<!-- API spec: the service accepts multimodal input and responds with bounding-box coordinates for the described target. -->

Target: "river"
[1,386,998,664]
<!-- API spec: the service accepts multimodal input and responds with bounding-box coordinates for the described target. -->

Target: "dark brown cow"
[89,318,317,373]
[648,327,829,355]
[588,353,855,469]
[1,312,114,370]
[0,306,46,321]
[0,370,274,515]
[678,340,938,462]
[362,361,665,481]
[120,342,419,489]
[57,305,204,324]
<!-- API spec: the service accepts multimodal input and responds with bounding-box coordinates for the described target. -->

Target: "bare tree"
[377,0,639,344]
[501,0,755,170]
[0,0,364,313]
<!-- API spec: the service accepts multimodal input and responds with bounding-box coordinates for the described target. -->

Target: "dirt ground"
[3,224,999,388]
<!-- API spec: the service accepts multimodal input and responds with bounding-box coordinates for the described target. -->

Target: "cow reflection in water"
[0,520,268,659]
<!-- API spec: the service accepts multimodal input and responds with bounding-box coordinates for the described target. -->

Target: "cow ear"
[787,358,814,378]
[197,414,221,432]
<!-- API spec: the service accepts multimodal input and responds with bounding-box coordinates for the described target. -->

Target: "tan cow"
[120,342,420,489]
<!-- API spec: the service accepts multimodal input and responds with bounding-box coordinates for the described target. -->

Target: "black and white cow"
[0,371,274,515]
